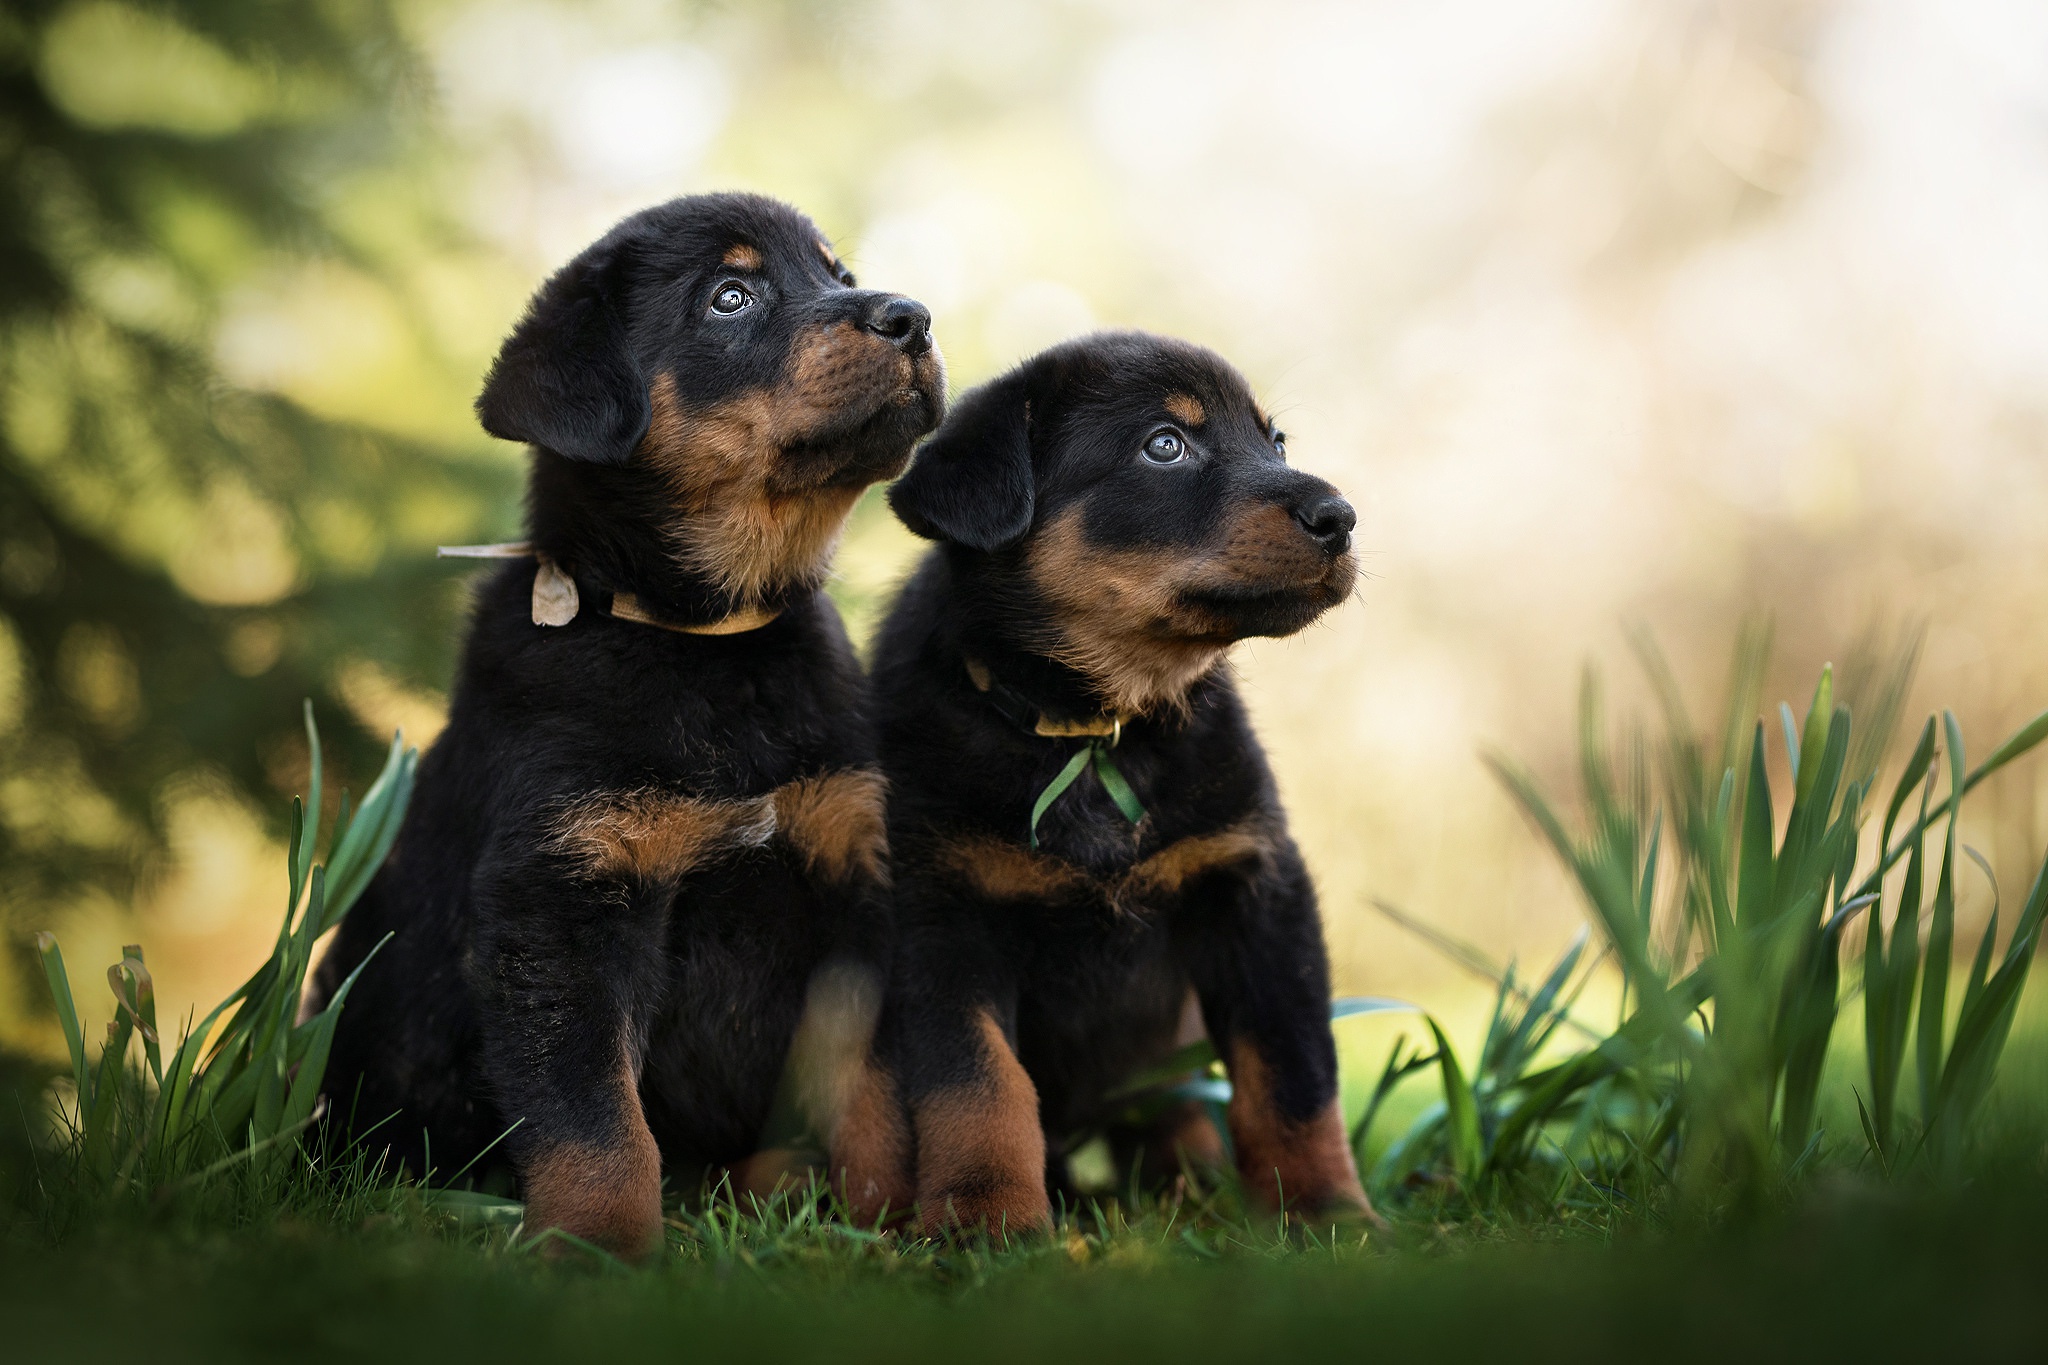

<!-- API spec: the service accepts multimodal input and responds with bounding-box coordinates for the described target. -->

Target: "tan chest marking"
[934,817,1273,913]
[773,767,890,885]
[552,789,776,881]
[935,835,1090,902]
[1118,823,1271,903]
[552,767,888,885]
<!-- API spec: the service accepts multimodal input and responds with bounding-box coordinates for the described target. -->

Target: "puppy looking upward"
[870,331,1372,1233]
[310,194,943,1260]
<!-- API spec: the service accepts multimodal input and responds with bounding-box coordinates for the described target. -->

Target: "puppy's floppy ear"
[476,240,649,464]
[888,370,1034,551]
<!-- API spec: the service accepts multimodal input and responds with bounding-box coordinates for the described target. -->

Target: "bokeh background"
[4,0,2046,1052]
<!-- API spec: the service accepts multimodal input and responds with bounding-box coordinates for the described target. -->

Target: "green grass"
[6,1143,2048,1364]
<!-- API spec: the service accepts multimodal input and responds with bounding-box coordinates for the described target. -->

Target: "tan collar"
[437,541,781,637]
[965,656,1125,740]
[609,593,781,636]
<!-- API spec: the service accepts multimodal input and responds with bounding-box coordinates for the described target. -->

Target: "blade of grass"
[34,934,89,1108]
[1853,706,2048,903]
[1916,713,1966,1123]
[1427,1019,1483,1188]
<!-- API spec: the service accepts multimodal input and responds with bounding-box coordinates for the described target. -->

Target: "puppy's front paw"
[1292,1183,1385,1230]
[916,1170,1054,1240]
[521,1135,664,1263]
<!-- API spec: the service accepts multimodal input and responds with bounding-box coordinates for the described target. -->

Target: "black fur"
[887,370,1034,550]
[477,240,649,464]
[872,331,1372,1230]
[311,193,943,1257]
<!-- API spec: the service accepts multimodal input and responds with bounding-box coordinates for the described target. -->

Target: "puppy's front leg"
[471,835,669,1262]
[1183,841,1374,1223]
[896,984,1051,1237]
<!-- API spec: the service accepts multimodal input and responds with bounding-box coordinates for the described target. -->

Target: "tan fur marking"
[1152,1099,1228,1171]
[732,1147,810,1200]
[915,1011,1051,1235]
[780,961,882,1148]
[774,768,889,884]
[721,243,764,270]
[1184,503,1356,601]
[640,371,867,603]
[520,1048,664,1261]
[1226,1039,1373,1221]
[553,771,890,884]
[1164,392,1206,426]
[817,240,843,273]
[1027,508,1232,716]
[936,820,1272,913]
[551,789,775,881]
[737,963,889,1206]
[733,957,901,1211]
[936,833,1091,902]
[1115,820,1272,910]
[834,1060,915,1224]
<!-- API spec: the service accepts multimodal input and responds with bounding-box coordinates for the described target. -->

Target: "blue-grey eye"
[1272,431,1287,458]
[1143,429,1186,465]
[710,282,754,316]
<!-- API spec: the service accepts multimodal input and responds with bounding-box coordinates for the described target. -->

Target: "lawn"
[6,1131,2047,1365]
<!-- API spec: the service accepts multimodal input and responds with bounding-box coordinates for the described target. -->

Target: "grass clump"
[1349,625,2048,1222]
[23,706,417,1232]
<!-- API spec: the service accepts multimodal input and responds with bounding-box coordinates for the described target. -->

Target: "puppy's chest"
[939,813,1276,921]
[550,765,886,890]
[532,655,880,888]
[963,733,1270,913]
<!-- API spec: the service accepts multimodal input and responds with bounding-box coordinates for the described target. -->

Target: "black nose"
[1295,493,1355,555]
[864,295,932,355]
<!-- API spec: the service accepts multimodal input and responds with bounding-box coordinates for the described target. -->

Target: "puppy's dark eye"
[1272,431,1287,458]
[710,282,754,316]
[1143,430,1187,465]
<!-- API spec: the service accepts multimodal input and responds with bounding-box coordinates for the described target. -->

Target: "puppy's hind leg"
[744,957,916,1224]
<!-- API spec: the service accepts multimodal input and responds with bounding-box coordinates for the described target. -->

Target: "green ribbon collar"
[1029,740,1147,850]
[963,656,1148,849]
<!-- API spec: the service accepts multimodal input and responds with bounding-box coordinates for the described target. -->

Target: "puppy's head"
[890,332,1356,716]
[478,193,946,602]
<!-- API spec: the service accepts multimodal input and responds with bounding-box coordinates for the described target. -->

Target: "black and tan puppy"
[870,331,1371,1233]
[310,193,942,1259]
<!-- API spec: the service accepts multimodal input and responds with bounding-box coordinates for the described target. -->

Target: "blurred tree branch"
[0,4,515,958]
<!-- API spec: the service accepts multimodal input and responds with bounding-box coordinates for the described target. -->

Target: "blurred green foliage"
[0,4,516,953]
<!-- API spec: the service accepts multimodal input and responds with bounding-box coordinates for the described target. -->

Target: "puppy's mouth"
[1173,556,1357,642]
